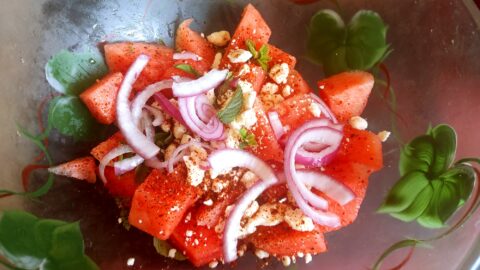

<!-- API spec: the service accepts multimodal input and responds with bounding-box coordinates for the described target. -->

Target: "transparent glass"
[0,0,479,269]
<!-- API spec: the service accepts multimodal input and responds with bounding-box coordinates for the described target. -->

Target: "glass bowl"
[1,0,479,269]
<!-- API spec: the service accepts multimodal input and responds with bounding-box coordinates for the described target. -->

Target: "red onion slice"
[195,94,216,123]
[153,93,186,126]
[173,51,202,61]
[309,93,338,123]
[116,54,160,160]
[207,149,280,263]
[131,80,172,126]
[178,95,224,141]
[172,69,228,97]
[267,111,286,140]
[144,105,164,126]
[297,170,355,206]
[99,145,133,184]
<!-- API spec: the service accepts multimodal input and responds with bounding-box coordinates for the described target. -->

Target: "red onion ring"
[131,80,172,126]
[297,170,355,206]
[144,105,164,126]
[309,93,338,123]
[207,149,280,263]
[178,95,224,141]
[99,145,133,184]
[116,54,160,160]
[172,69,228,97]
[195,94,216,123]
[153,93,186,126]
[267,111,286,140]
[173,51,202,61]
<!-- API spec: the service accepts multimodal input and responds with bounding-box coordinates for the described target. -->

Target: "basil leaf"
[307,9,389,76]
[48,96,101,141]
[441,164,475,205]
[153,238,186,261]
[378,171,429,214]
[417,180,460,229]
[429,124,457,178]
[45,49,107,96]
[399,135,435,176]
[390,184,434,222]
[217,87,243,124]
[174,64,200,77]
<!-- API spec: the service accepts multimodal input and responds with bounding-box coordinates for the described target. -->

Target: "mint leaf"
[217,87,243,124]
[378,171,429,214]
[307,9,390,76]
[399,135,435,176]
[175,64,200,77]
[245,40,259,58]
[239,127,257,149]
[45,49,107,96]
[245,39,271,71]
[153,238,186,261]
[429,124,457,178]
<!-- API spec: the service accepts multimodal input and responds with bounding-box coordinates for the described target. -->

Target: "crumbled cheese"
[228,49,253,63]
[183,156,206,186]
[243,203,286,236]
[239,109,258,129]
[378,130,391,142]
[170,205,180,212]
[185,230,193,237]
[260,93,284,111]
[161,121,171,132]
[180,134,193,145]
[269,63,289,84]
[305,253,313,264]
[244,200,259,218]
[238,80,254,93]
[207,30,231,47]
[261,82,279,95]
[349,116,368,130]
[164,144,177,161]
[206,89,216,105]
[127,257,135,266]
[309,102,322,118]
[282,256,292,267]
[212,179,228,193]
[208,260,219,268]
[297,252,305,258]
[284,208,315,232]
[255,249,270,259]
[203,199,213,206]
[241,171,258,188]
[225,129,240,149]
[237,64,251,76]
[173,122,187,139]
[168,248,177,258]
[243,90,257,110]
[282,85,293,97]
[211,52,222,69]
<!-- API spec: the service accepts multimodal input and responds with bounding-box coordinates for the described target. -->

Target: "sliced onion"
[153,92,186,126]
[207,149,280,263]
[172,69,228,97]
[173,51,202,61]
[116,54,160,160]
[131,80,172,126]
[99,145,133,184]
[195,94,216,123]
[267,111,286,140]
[167,141,201,173]
[309,93,338,123]
[284,120,342,226]
[297,170,355,206]
[178,95,224,141]
[144,105,164,126]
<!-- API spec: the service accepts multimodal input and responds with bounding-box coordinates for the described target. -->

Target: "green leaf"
[390,184,434,222]
[378,171,430,214]
[441,164,475,205]
[174,64,200,77]
[34,220,67,253]
[245,40,271,71]
[239,127,257,149]
[153,238,186,261]
[399,135,434,176]
[45,49,107,96]
[48,96,101,141]
[245,40,259,58]
[217,87,243,124]
[417,180,460,228]
[429,124,457,177]
[307,9,389,76]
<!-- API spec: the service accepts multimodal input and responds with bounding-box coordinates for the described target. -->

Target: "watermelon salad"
[47,4,389,268]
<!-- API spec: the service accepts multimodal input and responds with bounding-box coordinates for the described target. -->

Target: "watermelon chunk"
[267,44,296,69]
[287,69,312,95]
[80,72,123,125]
[272,93,317,137]
[103,166,138,198]
[249,102,284,162]
[90,132,124,161]
[48,156,96,183]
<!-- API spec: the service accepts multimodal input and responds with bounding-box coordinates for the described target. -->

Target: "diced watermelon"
[175,19,215,73]
[169,210,223,267]
[90,132,124,161]
[128,165,200,240]
[103,166,138,198]
[48,156,96,183]
[318,71,374,122]
[267,44,296,69]
[287,69,312,95]
[236,63,266,92]
[248,222,327,256]
[335,125,383,171]
[258,183,289,204]
[221,4,271,67]
[249,102,284,162]
[79,72,123,125]
[272,93,317,137]
[104,42,174,91]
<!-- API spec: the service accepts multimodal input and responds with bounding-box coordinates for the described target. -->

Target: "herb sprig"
[174,63,201,77]
[239,127,257,149]
[245,39,271,71]
[217,87,243,124]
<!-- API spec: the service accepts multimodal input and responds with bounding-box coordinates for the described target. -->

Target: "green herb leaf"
[245,39,271,71]
[174,64,200,77]
[45,49,107,96]
[217,87,243,124]
[48,96,101,141]
[245,40,259,58]
[153,238,186,261]
[307,9,390,76]
[239,127,258,149]
[0,211,98,270]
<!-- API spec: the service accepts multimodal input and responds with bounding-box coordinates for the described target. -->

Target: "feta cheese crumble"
[349,116,368,130]
[269,63,289,84]
[228,49,253,63]
[308,102,322,117]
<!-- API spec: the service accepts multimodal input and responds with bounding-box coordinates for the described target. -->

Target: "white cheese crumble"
[305,253,313,264]
[284,208,315,232]
[228,49,253,63]
[212,179,228,193]
[309,102,322,118]
[237,64,251,76]
[208,260,219,268]
[297,252,304,258]
[378,130,391,142]
[211,52,222,69]
[224,128,241,149]
[207,30,231,47]
[203,199,213,206]
[241,171,258,188]
[173,122,187,139]
[183,156,205,187]
[167,248,177,258]
[244,200,259,218]
[349,116,368,130]
[255,249,270,259]
[239,80,256,109]
[282,85,293,97]
[282,256,292,267]
[185,230,193,237]
[243,203,286,236]
[261,82,279,95]
[126,257,135,266]
[269,63,290,84]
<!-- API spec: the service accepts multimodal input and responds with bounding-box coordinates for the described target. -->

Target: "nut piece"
[255,249,270,259]
[207,30,231,47]
[211,52,222,69]
[349,116,368,130]
[282,256,292,267]
[378,130,391,142]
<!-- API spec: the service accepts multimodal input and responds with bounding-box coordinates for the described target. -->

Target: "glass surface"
[0,0,479,269]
